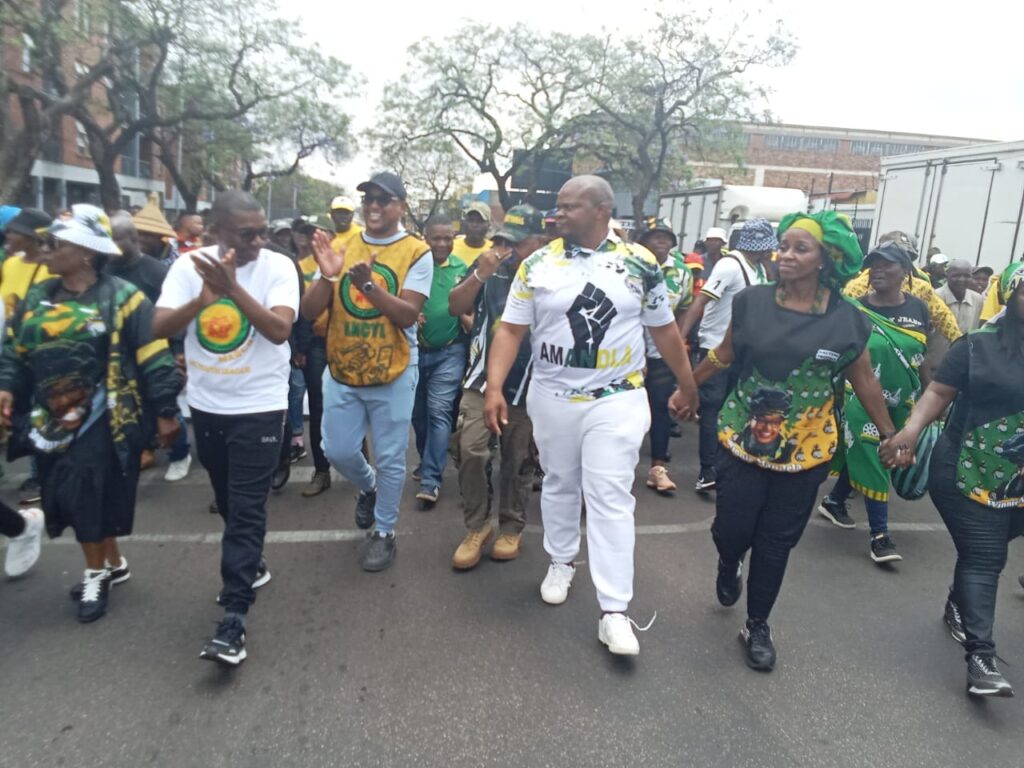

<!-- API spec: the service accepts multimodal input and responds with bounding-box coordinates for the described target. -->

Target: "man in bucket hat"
[678,218,774,493]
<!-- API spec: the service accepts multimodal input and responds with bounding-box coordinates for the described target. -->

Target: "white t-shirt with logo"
[502,234,674,402]
[698,251,766,350]
[157,246,300,415]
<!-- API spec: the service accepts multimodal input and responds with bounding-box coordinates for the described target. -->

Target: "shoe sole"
[252,570,272,589]
[944,619,967,645]
[19,496,42,505]
[695,484,715,495]
[646,481,677,494]
[301,487,329,497]
[541,588,571,605]
[599,635,639,656]
[490,545,521,562]
[362,547,397,573]
[967,684,1014,698]
[200,649,247,666]
[415,494,439,503]
[817,504,856,529]
[871,552,903,563]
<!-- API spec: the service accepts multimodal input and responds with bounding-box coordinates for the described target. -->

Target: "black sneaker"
[944,597,967,645]
[966,654,1014,698]
[271,463,290,491]
[362,530,396,572]
[817,496,855,529]
[70,557,130,600]
[77,569,111,623]
[355,489,376,530]
[695,471,716,494]
[716,559,743,607]
[18,477,42,505]
[217,560,271,605]
[739,618,776,671]
[870,533,903,563]
[208,500,219,515]
[200,615,247,666]
[289,444,307,464]
[415,486,440,504]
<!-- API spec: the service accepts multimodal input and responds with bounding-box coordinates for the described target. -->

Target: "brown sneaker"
[302,470,331,498]
[646,465,677,493]
[490,532,522,561]
[451,527,494,570]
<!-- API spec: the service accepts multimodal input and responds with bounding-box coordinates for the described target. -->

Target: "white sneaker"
[540,562,575,605]
[598,612,640,656]
[164,454,192,482]
[5,507,44,578]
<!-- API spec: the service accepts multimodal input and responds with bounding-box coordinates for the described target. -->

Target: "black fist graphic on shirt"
[566,282,617,358]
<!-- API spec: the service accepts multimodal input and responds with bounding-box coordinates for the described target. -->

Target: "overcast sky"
[294,0,1024,193]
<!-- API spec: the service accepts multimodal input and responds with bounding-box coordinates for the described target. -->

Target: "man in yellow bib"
[301,172,433,572]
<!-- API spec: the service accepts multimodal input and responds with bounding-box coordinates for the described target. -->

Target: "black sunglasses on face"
[362,193,395,207]
[235,226,269,243]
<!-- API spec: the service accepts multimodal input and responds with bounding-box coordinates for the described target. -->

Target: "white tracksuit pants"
[527,386,650,613]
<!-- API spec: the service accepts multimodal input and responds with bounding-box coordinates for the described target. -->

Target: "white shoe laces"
[629,612,657,633]
[80,570,107,602]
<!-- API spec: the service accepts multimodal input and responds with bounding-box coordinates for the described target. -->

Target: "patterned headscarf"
[778,210,864,288]
[999,262,1024,304]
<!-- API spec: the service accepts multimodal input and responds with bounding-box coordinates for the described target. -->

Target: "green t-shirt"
[419,253,468,349]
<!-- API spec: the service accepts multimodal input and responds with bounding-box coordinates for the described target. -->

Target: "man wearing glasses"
[301,171,433,572]
[154,190,300,666]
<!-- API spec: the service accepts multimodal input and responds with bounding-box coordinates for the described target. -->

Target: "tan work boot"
[646,465,677,494]
[302,470,331,498]
[452,527,494,570]
[490,532,522,561]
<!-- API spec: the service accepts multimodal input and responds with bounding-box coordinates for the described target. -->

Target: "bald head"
[562,175,614,209]
[945,257,974,301]
[555,175,615,248]
[110,210,140,260]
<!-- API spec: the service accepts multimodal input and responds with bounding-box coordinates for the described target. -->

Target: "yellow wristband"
[707,349,729,369]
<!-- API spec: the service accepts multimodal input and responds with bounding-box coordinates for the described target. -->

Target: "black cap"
[492,205,545,244]
[357,171,407,202]
[5,208,52,239]
[636,216,677,247]
[865,241,913,272]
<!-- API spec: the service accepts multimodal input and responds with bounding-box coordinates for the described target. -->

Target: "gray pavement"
[2,424,1024,768]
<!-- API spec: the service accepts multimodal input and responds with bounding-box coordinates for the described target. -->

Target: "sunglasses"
[362,193,395,207]
[235,226,269,243]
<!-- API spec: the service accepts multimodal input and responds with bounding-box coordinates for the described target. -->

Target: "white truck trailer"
[658,185,808,251]
[873,140,1024,269]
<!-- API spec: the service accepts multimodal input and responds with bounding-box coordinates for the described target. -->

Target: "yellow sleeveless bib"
[326,233,429,386]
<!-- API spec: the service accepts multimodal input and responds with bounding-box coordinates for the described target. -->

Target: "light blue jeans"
[321,365,418,534]
[412,343,466,490]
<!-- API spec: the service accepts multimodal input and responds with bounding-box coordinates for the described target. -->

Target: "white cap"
[705,227,728,242]
[929,253,950,265]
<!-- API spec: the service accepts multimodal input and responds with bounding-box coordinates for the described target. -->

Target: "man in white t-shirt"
[154,191,299,667]
[484,175,698,657]
[678,218,775,494]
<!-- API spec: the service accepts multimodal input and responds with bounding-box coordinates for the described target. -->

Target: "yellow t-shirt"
[330,224,363,255]
[451,236,492,266]
[980,274,1002,322]
[1,255,51,320]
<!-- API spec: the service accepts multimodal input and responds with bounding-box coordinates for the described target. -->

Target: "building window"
[851,140,930,156]
[75,121,89,156]
[763,134,839,153]
[21,33,33,72]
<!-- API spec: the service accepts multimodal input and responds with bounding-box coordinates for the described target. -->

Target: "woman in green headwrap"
[685,210,896,672]
[818,240,931,564]
[883,262,1024,699]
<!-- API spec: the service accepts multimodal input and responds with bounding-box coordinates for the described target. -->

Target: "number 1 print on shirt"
[566,282,618,361]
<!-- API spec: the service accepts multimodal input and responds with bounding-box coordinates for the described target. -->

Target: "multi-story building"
[687,123,990,198]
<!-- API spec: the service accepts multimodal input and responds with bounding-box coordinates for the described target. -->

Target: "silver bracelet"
[472,270,486,284]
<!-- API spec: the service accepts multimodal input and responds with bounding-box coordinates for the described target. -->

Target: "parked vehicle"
[873,140,1024,269]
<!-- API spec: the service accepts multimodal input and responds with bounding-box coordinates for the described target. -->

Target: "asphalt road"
[2,424,1024,768]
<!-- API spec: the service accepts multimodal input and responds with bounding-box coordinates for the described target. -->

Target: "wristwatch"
[157,406,180,419]
[362,281,375,294]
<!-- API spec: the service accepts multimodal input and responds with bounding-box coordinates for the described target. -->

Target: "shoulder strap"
[723,253,751,287]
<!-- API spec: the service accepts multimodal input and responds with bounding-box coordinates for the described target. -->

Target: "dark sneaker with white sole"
[817,496,855,528]
[77,569,111,623]
[200,615,247,666]
[355,489,377,530]
[967,654,1013,698]
[944,597,967,645]
[70,558,130,600]
[739,618,776,671]
[870,533,902,563]
[694,471,716,494]
[716,559,743,607]
[216,560,271,605]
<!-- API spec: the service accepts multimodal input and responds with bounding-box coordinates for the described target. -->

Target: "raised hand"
[311,229,345,279]
[566,282,617,357]
[192,249,238,297]
[475,244,513,280]
[348,252,377,290]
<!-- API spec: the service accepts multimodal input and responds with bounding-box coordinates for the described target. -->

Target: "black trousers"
[930,436,1024,657]
[696,348,730,475]
[712,452,828,621]
[302,338,330,473]
[645,357,676,462]
[192,408,285,615]
[0,500,25,538]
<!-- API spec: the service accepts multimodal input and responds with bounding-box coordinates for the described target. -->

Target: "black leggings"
[930,437,1024,657]
[712,452,828,621]
[0,501,25,538]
